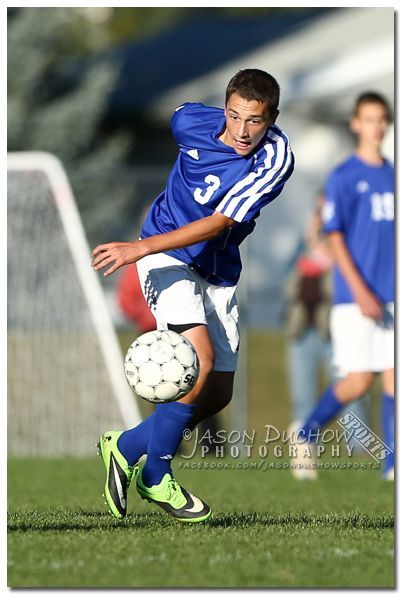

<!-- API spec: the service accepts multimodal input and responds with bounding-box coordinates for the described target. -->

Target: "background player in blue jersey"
[92,69,295,521]
[292,92,394,480]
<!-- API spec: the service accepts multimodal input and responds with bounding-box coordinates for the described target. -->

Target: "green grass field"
[7,331,394,588]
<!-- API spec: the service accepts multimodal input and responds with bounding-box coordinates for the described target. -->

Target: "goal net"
[7,152,142,457]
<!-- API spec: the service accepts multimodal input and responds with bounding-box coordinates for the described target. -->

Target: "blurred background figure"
[117,263,156,334]
[289,91,393,481]
[284,192,333,425]
[283,192,369,458]
[116,204,157,334]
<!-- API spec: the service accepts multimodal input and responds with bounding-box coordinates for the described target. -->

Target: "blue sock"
[381,393,394,472]
[141,401,195,487]
[117,412,156,466]
[300,385,343,443]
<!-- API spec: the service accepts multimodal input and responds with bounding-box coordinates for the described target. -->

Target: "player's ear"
[269,109,279,125]
[349,115,359,134]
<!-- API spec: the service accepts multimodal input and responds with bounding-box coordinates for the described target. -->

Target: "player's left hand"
[91,241,144,276]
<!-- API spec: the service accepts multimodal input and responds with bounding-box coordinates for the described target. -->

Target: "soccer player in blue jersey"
[291,92,394,480]
[92,69,295,521]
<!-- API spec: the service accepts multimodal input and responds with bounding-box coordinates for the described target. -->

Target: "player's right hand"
[354,285,383,320]
[91,241,144,276]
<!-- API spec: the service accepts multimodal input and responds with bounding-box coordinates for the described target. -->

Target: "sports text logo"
[337,411,393,462]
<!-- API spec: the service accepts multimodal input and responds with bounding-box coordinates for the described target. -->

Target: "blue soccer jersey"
[141,103,294,286]
[323,154,394,304]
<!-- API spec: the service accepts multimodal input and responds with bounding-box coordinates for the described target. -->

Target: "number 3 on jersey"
[194,174,221,205]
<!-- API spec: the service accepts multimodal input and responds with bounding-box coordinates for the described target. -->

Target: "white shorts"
[330,302,394,376]
[136,252,240,372]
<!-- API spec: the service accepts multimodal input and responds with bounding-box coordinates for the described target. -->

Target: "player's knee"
[353,373,374,397]
[181,326,215,379]
[198,351,215,378]
[382,368,394,396]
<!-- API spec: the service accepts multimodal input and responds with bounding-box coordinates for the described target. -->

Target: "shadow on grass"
[7,509,394,533]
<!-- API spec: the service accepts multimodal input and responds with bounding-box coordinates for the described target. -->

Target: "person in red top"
[116,263,156,334]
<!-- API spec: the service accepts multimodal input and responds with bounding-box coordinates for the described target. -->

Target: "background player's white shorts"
[330,302,394,376]
[136,252,239,372]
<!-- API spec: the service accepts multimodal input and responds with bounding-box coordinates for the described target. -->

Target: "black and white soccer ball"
[124,330,199,403]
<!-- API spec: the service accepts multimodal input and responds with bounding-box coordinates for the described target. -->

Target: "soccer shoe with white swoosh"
[136,470,211,523]
[96,431,139,519]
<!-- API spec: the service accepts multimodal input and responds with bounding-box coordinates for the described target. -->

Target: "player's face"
[222,93,278,156]
[350,102,389,149]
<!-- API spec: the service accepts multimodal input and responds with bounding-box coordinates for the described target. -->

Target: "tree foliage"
[7,7,320,245]
[8,8,134,245]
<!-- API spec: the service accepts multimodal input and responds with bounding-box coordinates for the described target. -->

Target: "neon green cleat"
[96,431,139,519]
[136,470,211,523]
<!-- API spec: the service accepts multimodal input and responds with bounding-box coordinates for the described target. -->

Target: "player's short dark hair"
[225,69,280,116]
[354,92,392,121]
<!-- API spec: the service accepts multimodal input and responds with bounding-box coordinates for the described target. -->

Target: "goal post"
[7,151,142,457]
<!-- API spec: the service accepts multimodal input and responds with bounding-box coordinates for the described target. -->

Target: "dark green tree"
[7,8,136,245]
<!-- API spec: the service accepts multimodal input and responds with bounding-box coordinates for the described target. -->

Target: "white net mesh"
[7,153,141,456]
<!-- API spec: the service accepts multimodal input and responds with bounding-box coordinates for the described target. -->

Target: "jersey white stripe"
[227,131,287,218]
[231,141,285,217]
[216,144,274,216]
[235,141,293,222]
[216,129,291,221]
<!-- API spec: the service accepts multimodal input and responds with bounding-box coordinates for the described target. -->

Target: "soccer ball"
[124,330,199,403]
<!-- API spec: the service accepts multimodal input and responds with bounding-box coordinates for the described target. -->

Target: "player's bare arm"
[328,231,383,319]
[92,211,236,276]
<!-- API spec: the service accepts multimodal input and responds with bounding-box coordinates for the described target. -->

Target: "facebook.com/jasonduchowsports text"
[178,412,393,472]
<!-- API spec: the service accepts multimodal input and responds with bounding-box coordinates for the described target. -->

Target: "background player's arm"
[327,231,383,319]
[92,211,236,277]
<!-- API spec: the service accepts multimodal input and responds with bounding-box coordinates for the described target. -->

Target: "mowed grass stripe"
[7,509,394,532]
